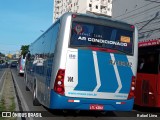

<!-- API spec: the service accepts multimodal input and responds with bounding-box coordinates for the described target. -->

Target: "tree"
[0,52,5,57]
[20,45,29,56]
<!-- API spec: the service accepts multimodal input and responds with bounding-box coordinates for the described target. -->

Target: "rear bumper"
[19,70,24,74]
[50,90,134,111]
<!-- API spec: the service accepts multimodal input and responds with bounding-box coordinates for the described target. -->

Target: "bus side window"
[138,57,145,73]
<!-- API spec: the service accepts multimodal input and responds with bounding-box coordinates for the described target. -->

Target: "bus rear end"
[135,41,160,107]
[50,13,138,111]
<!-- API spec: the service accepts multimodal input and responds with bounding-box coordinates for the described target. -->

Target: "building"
[112,0,160,42]
[53,0,112,21]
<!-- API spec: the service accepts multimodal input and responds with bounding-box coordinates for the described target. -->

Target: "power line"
[114,2,153,18]
[145,0,160,3]
[135,16,160,25]
[120,4,160,20]
[139,27,160,34]
[139,11,159,31]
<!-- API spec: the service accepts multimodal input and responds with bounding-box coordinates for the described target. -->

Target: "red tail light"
[72,14,77,18]
[20,65,22,70]
[127,76,136,99]
[131,25,135,29]
[54,69,65,95]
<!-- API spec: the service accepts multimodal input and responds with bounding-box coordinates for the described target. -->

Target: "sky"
[0,0,53,55]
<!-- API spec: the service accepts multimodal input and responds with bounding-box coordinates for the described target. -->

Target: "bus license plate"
[90,104,104,110]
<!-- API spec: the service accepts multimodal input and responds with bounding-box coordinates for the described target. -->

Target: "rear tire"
[24,74,30,91]
[33,86,41,106]
[26,86,30,91]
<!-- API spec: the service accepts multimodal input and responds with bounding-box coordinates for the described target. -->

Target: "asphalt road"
[0,67,6,92]
[8,68,160,120]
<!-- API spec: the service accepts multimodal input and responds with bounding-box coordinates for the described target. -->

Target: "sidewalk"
[0,69,17,120]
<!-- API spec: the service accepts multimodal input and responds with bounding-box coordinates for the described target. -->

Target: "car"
[10,61,18,68]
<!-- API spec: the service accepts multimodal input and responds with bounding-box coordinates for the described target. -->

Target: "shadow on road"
[134,105,160,113]
[43,106,117,117]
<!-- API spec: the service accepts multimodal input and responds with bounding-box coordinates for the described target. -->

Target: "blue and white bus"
[25,13,138,111]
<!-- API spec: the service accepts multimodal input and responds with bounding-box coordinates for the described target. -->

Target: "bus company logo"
[68,76,74,82]
[2,112,11,117]
[74,24,83,34]
[109,60,132,67]
[69,54,76,59]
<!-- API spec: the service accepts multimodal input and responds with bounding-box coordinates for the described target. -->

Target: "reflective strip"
[110,53,122,93]
[93,51,101,92]
[68,100,80,103]
[116,102,121,104]
[74,100,80,102]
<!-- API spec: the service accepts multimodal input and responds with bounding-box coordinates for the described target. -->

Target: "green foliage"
[0,97,6,111]
[0,52,5,57]
[20,45,29,56]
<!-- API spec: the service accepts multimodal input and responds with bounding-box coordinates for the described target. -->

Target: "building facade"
[112,0,160,42]
[53,0,112,21]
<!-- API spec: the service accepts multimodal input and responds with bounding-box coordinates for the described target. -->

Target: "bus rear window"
[70,22,134,55]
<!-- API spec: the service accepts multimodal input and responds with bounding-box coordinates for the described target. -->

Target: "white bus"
[25,13,138,111]
[17,55,26,75]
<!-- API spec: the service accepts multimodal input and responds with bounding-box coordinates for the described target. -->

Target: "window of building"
[89,4,92,7]
[96,5,98,9]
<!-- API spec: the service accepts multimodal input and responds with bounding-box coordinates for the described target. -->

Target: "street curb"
[9,69,21,120]
[11,69,27,120]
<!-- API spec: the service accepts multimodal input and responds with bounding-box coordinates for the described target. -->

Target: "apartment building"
[53,0,112,22]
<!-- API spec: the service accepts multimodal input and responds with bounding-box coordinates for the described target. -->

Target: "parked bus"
[24,13,138,111]
[135,39,160,107]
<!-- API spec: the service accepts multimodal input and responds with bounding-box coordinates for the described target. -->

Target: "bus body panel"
[135,44,160,108]
[50,90,134,111]
[135,73,159,107]
[64,49,135,100]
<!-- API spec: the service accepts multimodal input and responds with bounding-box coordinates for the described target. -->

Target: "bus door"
[136,52,159,107]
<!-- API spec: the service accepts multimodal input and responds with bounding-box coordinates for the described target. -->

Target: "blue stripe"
[74,49,97,91]
[97,52,118,92]
[114,54,133,93]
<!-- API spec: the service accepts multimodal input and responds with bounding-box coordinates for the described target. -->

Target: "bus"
[135,39,160,107]
[17,54,26,75]
[24,12,138,111]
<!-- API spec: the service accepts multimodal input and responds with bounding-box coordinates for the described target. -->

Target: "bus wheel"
[26,86,30,91]
[25,74,30,91]
[33,86,41,106]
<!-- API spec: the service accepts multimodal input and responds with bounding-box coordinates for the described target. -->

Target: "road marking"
[12,70,34,120]
[0,70,6,99]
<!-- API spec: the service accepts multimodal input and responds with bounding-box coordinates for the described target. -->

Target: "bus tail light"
[131,25,135,29]
[72,14,77,18]
[54,69,65,95]
[127,76,136,99]
[20,65,22,70]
